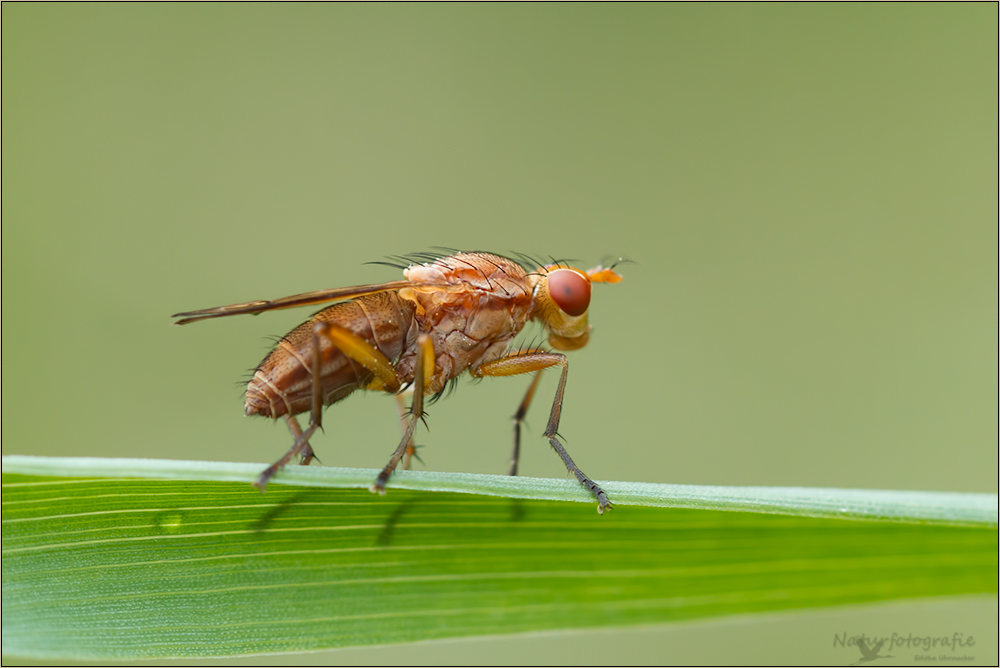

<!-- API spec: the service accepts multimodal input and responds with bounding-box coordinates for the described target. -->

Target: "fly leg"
[372,334,434,494]
[509,371,543,476]
[285,415,315,465]
[474,352,611,514]
[254,322,402,492]
[395,394,420,470]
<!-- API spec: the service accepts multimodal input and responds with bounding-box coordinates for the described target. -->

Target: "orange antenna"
[585,265,623,284]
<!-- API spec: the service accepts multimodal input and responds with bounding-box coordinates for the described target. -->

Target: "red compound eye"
[548,269,591,316]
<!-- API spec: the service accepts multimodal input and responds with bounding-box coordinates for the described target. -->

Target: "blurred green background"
[3,4,996,665]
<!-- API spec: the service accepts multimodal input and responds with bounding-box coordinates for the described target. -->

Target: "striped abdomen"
[245,291,418,419]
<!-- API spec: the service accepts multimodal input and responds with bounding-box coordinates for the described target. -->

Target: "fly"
[172,251,623,513]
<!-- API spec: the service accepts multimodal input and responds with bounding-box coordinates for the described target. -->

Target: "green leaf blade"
[2,457,997,659]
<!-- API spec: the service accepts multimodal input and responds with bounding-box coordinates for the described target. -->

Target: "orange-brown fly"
[172,251,623,513]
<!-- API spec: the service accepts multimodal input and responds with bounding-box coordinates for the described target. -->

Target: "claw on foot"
[369,483,387,496]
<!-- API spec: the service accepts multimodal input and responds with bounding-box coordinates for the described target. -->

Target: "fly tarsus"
[371,408,421,494]
[253,467,276,494]
[285,415,317,466]
[547,435,612,514]
[254,422,318,493]
[370,334,434,495]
